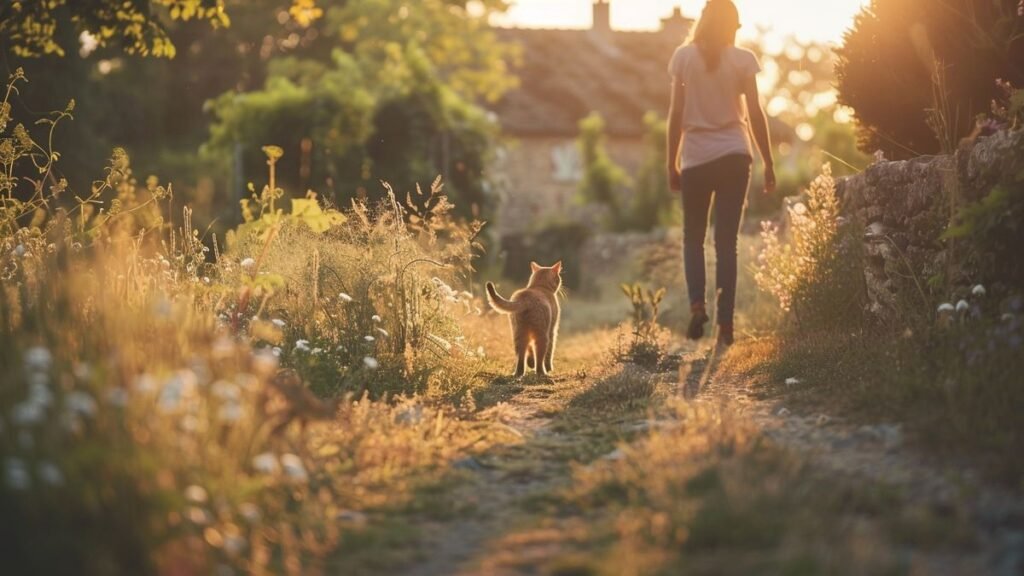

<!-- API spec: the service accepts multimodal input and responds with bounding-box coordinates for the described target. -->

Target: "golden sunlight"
[499,0,872,44]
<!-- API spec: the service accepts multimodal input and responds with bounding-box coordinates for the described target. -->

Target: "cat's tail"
[486,282,520,314]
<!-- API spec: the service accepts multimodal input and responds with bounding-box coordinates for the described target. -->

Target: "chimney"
[592,0,611,34]
[660,5,693,39]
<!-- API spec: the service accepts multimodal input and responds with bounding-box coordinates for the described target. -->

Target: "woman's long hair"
[690,0,740,72]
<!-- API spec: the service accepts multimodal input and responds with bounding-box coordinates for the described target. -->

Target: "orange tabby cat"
[486,261,563,377]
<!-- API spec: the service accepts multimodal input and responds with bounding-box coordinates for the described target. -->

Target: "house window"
[551,144,583,183]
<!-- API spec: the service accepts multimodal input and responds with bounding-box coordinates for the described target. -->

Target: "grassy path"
[327,321,1024,575]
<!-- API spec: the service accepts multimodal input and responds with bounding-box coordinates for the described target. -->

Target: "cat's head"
[528,261,563,293]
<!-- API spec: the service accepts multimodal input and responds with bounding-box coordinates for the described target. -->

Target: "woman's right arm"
[666,80,686,192]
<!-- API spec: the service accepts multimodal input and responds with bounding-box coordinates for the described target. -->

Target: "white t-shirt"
[668,45,761,170]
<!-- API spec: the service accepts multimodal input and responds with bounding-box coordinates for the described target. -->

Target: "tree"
[203,0,514,221]
[0,0,322,58]
[577,113,630,231]
[835,0,1024,158]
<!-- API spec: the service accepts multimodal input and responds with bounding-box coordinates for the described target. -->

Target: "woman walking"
[666,0,775,346]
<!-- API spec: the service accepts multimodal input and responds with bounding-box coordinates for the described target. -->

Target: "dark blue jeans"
[680,153,751,327]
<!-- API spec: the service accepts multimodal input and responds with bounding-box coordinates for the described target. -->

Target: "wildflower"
[240,257,256,270]
[238,502,262,523]
[38,461,63,487]
[364,335,375,342]
[27,380,53,407]
[219,402,243,423]
[186,506,211,525]
[311,347,323,355]
[185,484,209,504]
[133,373,157,393]
[271,346,282,357]
[211,337,235,359]
[363,357,379,370]
[11,401,46,426]
[65,391,98,418]
[294,339,311,353]
[339,292,354,303]
[791,202,808,216]
[105,388,129,408]
[371,315,382,323]
[4,458,30,491]
[280,454,308,482]
[937,303,955,314]
[375,327,390,338]
[252,452,279,475]
[202,276,211,284]
[272,318,286,328]
[23,346,52,372]
[224,535,247,556]
[476,346,486,357]
[972,284,986,297]
[956,300,970,313]
[252,349,279,377]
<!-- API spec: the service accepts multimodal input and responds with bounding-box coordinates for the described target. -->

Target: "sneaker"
[687,304,710,340]
[717,324,735,347]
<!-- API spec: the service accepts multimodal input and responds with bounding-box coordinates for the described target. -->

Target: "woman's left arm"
[742,76,776,194]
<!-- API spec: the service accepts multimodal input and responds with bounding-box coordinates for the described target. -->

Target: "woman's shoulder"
[726,46,761,74]
[668,44,697,75]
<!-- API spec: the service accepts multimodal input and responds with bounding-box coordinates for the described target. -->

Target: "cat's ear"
[553,261,563,274]
[530,261,541,273]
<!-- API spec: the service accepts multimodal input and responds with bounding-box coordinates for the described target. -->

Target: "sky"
[495,0,872,45]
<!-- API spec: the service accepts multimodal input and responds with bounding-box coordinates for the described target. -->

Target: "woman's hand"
[668,165,682,192]
[763,163,776,195]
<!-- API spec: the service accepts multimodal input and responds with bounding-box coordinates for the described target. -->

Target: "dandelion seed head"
[956,300,970,313]
[937,303,955,314]
[972,284,986,297]
[240,258,256,270]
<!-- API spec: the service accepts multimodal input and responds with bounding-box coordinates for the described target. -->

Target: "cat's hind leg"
[534,332,550,377]
[544,323,557,374]
[514,327,529,378]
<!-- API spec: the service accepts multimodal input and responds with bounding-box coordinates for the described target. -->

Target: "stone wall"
[836,129,1024,316]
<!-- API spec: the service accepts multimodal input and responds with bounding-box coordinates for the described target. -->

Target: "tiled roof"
[492,27,687,138]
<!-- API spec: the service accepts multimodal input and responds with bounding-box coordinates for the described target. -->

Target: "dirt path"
[329,331,1024,576]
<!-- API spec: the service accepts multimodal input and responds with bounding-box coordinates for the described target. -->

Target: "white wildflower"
[375,327,389,338]
[211,380,241,401]
[218,402,243,423]
[364,335,375,342]
[311,347,323,355]
[972,284,986,297]
[363,357,379,370]
[5,458,30,491]
[956,300,970,313]
[105,388,129,408]
[202,276,211,284]
[338,292,354,303]
[476,346,485,357]
[11,401,46,426]
[271,347,282,357]
[791,202,808,216]
[271,318,286,328]
[27,380,54,408]
[38,461,64,487]
[240,257,256,270]
[280,454,308,482]
[252,349,279,377]
[371,315,382,323]
[65,391,98,418]
[294,339,311,353]
[252,453,279,475]
[238,502,262,523]
[24,346,52,372]
[937,303,955,314]
[185,484,209,503]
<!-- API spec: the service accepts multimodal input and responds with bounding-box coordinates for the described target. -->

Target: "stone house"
[488,1,694,239]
